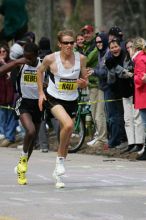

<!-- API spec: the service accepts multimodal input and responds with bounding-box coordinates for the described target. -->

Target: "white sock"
[21,151,28,157]
[56,156,64,163]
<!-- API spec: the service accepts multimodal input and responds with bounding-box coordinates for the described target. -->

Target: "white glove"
[123,69,133,78]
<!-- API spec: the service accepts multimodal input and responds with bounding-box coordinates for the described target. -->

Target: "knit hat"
[108,26,123,38]
[10,43,24,60]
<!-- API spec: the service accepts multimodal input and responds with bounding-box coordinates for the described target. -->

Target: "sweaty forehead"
[61,35,74,42]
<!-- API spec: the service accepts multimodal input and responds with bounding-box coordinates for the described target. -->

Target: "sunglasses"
[82,30,91,34]
[61,41,74,45]
[96,41,102,44]
[0,50,6,53]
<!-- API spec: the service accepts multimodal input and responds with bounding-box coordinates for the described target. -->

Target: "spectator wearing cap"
[81,25,105,146]
[81,25,98,67]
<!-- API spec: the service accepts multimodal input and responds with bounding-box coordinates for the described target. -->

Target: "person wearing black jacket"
[104,39,128,149]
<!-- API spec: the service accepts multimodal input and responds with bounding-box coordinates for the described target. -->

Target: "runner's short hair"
[24,42,38,55]
[57,29,75,42]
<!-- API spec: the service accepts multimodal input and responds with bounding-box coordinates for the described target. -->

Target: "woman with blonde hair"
[121,38,145,156]
[132,37,146,160]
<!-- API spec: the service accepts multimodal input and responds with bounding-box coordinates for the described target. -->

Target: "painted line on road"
[10,197,31,202]
[37,174,51,181]
[0,217,18,220]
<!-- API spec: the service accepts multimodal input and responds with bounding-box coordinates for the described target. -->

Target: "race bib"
[23,71,37,83]
[58,79,78,91]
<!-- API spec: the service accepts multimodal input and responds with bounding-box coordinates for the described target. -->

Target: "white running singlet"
[20,58,42,99]
[46,51,81,101]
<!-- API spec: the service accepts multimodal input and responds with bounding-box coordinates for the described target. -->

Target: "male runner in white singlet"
[37,29,88,188]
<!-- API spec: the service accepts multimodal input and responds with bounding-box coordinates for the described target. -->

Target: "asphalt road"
[0,147,146,220]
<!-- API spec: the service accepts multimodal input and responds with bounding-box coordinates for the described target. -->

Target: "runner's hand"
[77,78,88,88]
[38,92,47,111]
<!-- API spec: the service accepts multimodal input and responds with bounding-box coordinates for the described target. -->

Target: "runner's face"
[24,52,38,66]
[59,35,75,55]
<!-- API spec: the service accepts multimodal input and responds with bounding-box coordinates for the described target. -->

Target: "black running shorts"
[44,94,78,118]
[15,97,42,123]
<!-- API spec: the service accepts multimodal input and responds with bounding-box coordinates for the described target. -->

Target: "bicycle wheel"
[68,117,85,153]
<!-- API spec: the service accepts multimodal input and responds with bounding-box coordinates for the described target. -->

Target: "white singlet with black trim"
[46,51,81,101]
[20,58,42,99]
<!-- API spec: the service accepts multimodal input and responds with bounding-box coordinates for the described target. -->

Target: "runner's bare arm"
[37,54,52,111]
[0,57,27,76]
[77,55,88,88]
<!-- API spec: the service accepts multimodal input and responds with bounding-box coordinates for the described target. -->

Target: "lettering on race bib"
[58,78,78,91]
[23,71,37,83]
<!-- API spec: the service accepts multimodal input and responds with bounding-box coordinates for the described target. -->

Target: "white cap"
[10,43,24,60]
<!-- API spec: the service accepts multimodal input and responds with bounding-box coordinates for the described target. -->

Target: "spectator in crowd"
[23,31,36,43]
[81,24,106,147]
[104,39,128,149]
[10,37,29,61]
[74,33,85,54]
[9,32,35,61]
[0,42,18,147]
[121,39,145,156]
[132,37,146,160]
[108,26,125,50]
[87,31,108,152]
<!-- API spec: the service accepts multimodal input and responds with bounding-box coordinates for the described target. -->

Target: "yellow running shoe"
[15,155,28,185]
[17,168,27,185]
[17,155,28,173]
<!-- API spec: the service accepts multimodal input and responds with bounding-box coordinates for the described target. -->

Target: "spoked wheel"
[68,117,85,153]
